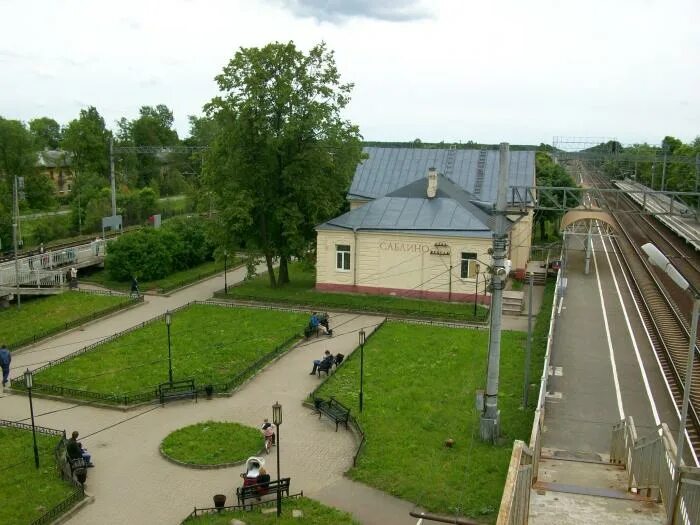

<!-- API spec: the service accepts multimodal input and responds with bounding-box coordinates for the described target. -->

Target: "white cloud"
[0,0,697,145]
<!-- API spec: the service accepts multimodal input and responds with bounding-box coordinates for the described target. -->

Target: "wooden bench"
[158,379,197,405]
[314,397,350,431]
[236,477,291,506]
[65,454,88,484]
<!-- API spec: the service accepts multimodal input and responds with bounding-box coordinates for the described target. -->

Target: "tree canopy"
[29,117,61,150]
[204,41,363,286]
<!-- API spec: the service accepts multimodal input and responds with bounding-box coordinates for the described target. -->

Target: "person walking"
[0,344,10,387]
[130,276,140,298]
[70,267,78,290]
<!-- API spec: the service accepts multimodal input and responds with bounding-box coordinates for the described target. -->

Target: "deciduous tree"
[204,41,363,286]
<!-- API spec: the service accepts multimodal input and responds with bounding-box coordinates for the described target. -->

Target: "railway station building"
[315,147,536,302]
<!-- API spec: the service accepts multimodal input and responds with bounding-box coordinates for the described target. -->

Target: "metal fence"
[8,293,142,351]
[610,416,700,524]
[11,301,303,406]
[183,491,304,521]
[0,420,84,525]
[496,259,563,524]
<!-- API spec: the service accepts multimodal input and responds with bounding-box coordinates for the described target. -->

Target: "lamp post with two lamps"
[24,369,40,469]
[165,311,173,384]
[272,401,283,517]
[641,242,699,523]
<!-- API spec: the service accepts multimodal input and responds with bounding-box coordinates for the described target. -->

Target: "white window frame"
[336,244,351,272]
[460,252,478,279]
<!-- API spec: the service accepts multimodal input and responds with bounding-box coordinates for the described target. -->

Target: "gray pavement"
[1,267,422,525]
[529,235,681,523]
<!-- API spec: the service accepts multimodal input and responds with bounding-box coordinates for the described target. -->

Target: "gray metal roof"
[348,147,535,202]
[318,196,493,238]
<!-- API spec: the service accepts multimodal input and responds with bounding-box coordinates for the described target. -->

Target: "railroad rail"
[575,162,700,465]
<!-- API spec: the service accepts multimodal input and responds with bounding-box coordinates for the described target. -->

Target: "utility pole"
[13,176,21,308]
[661,144,668,192]
[480,142,509,443]
[109,136,117,217]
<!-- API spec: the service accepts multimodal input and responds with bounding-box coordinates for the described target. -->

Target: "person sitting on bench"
[318,312,333,335]
[67,431,94,467]
[310,350,334,375]
[310,313,329,335]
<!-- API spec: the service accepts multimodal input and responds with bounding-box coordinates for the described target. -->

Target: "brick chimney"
[427,167,437,198]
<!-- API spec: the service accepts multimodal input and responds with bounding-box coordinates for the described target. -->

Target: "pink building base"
[316,282,491,305]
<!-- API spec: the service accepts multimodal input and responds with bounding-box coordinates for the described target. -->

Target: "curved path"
[1,268,419,525]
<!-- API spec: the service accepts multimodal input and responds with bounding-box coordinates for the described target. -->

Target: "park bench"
[158,379,197,405]
[313,396,350,431]
[65,453,88,484]
[317,353,344,377]
[236,477,291,506]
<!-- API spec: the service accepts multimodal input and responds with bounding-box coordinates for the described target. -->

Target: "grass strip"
[0,427,76,524]
[222,262,487,322]
[33,304,307,397]
[83,258,241,294]
[315,321,529,522]
[183,496,359,524]
[0,291,133,349]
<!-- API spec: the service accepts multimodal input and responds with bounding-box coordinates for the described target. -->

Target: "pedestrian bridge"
[0,240,106,300]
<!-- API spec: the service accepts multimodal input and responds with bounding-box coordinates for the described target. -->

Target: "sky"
[0,0,698,146]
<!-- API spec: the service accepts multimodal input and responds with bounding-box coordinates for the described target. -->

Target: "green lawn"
[0,292,134,349]
[314,322,532,523]
[83,258,240,294]
[33,304,306,398]
[223,262,487,322]
[183,496,359,524]
[161,421,262,465]
[0,427,77,524]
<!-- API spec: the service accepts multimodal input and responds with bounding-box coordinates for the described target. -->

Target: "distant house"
[36,149,74,194]
[314,146,536,302]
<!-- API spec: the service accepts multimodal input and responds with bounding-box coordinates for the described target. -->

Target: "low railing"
[496,254,563,524]
[0,418,64,437]
[610,416,700,524]
[11,301,302,406]
[183,491,303,520]
[496,441,533,525]
[7,293,143,350]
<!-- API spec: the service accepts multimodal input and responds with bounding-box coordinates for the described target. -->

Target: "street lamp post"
[359,329,366,412]
[272,401,283,517]
[24,369,40,469]
[223,250,228,294]
[165,311,173,384]
[641,243,698,524]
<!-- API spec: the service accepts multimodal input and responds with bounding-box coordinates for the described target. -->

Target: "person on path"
[70,267,78,289]
[67,431,94,467]
[130,276,140,298]
[0,344,11,387]
[261,418,275,445]
[310,350,333,375]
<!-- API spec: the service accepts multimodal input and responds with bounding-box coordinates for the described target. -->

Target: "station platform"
[528,236,685,523]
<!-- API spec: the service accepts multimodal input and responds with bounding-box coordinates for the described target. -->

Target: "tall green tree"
[29,117,61,149]
[61,106,110,178]
[534,151,578,240]
[116,105,179,188]
[204,41,363,286]
[62,107,111,233]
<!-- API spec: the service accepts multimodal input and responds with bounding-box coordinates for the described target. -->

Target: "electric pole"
[110,136,117,217]
[480,142,509,443]
[13,176,21,309]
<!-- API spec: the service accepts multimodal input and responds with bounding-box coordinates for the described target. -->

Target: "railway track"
[575,162,700,464]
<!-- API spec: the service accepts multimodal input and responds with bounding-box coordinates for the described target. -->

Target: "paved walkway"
[1,268,421,525]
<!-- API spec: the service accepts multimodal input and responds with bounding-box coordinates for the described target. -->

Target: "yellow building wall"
[316,230,493,299]
[509,210,533,271]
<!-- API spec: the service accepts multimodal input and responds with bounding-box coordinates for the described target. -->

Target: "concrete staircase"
[503,290,524,315]
[530,451,665,525]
